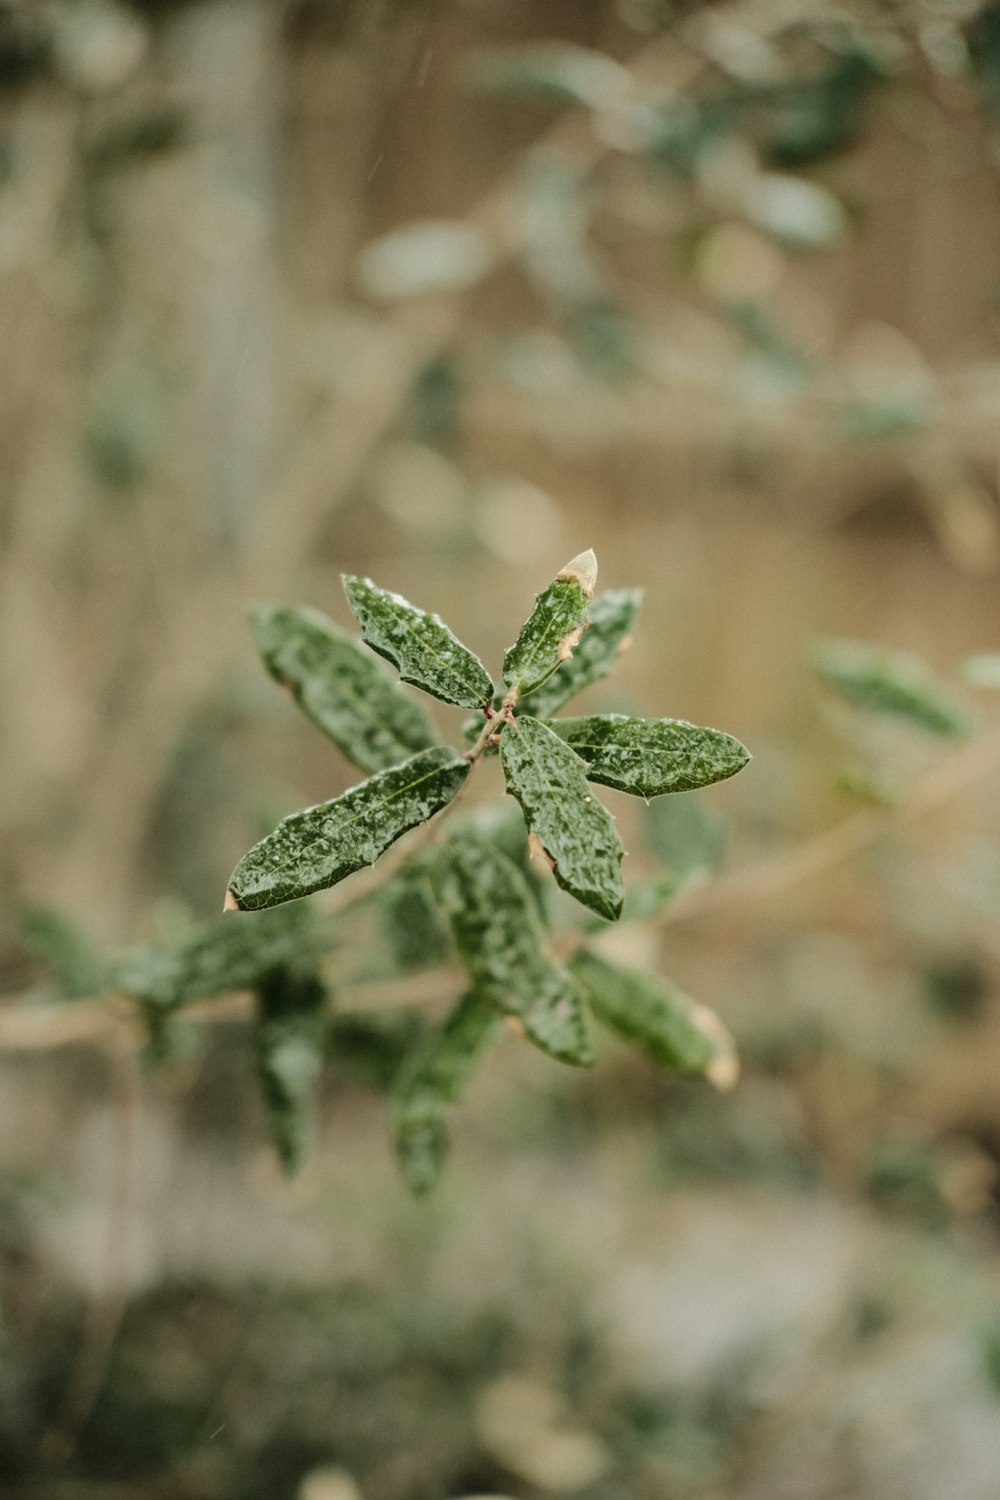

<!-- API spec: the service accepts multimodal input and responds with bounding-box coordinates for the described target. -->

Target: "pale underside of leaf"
[342,574,493,710]
[432,832,594,1067]
[549,713,750,798]
[499,715,624,921]
[393,988,504,1193]
[502,570,591,698]
[571,948,738,1089]
[251,604,436,773]
[226,747,470,911]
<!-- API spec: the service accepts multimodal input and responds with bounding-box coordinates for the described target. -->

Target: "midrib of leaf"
[413,621,486,705]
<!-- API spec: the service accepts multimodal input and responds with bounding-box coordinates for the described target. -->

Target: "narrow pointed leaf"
[254,963,328,1175]
[520,586,642,717]
[114,903,313,1010]
[432,831,594,1066]
[226,748,470,911]
[814,639,972,738]
[502,549,596,698]
[342,574,493,709]
[252,604,436,772]
[500,715,624,921]
[571,949,738,1089]
[549,713,750,798]
[393,989,504,1194]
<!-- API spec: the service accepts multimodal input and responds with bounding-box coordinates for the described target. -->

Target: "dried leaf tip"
[691,1002,740,1092]
[223,888,240,913]
[558,548,597,597]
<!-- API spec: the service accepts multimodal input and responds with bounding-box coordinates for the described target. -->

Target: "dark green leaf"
[814,639,972,738]
[252,604,437,773]
[114,903,313,1010]
[432,831,594,1067]
[255,963,328,1175]
[549,713,750,798]
[519,586,642,717]
[379,866,452,972]
[342,574,493,709]
[226,748,470,912]
[393,989,504,1194]
[967,2,1000,119]
[328,1009,425,1090]
[502,550,596,698]
[571,949,738,1088]
[500,715,624,921]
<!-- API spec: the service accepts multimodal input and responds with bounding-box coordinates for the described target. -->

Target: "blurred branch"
[661,720,1000,925]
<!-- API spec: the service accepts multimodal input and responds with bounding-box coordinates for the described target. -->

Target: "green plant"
[117,551,749,1188]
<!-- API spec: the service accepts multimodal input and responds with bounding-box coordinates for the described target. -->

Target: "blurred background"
[3,0,1000,1495]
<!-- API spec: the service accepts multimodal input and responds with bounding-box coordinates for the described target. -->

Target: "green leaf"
[502,550,597,698]
[252,604,437,773]
[393,989,504,1194]
[645,792,727,876]
[20,906,106,998]
[470,43,632,111]
[226,748,470,912]
[328,1010,425,1091]
[432,831,594,1067]
[114,903,314,1010]
[500,715,624,921]
[379,865,452,973]
[254,963,328,1175]
[571,949,738,1088]
[813,639,972,738]
[548,714,750,799]
[520,586,642,717]
[342,574,493,710]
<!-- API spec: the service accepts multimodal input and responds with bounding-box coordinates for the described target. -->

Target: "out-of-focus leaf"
[567,299,640,380]
[252,604,436,773]
[404,354,463,453]
[393,989,504,1193]
[85,107,187,171]
[469,42,632,110]
[343,574,493,710]
[962,653,1000,689]
[432,832,594,1067]
[226,748,470,911]
[745,173,849,251]
[967,2,1000,118]
[356,220,494,301]
[503,550,596,698]
[500,715,624,921]
[835,766,900,806]
[254,963,328,1175]
[114,903,313,1010]
[814,639,972,737]
[571,949,738,1089]
[645,791,728,876]
[519,587,642,718]
[379,865,451,973]
[549,713,750,798]
[20,906,106,999]
[328,1009,425,1090]
[837,392,929,443]
[765,52,882,166]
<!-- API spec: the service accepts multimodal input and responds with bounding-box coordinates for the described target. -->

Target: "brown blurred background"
[3,1,1000,1497]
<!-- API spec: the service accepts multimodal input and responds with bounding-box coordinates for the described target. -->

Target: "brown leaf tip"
[223,888,241,913]
[557,548,597,597]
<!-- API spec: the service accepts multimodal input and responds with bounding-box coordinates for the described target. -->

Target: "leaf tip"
[558,548,597,597]
[223,888,241,913]
[691,1002,739,1091]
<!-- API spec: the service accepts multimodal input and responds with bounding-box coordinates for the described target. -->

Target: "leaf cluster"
[117,552,750,1188]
